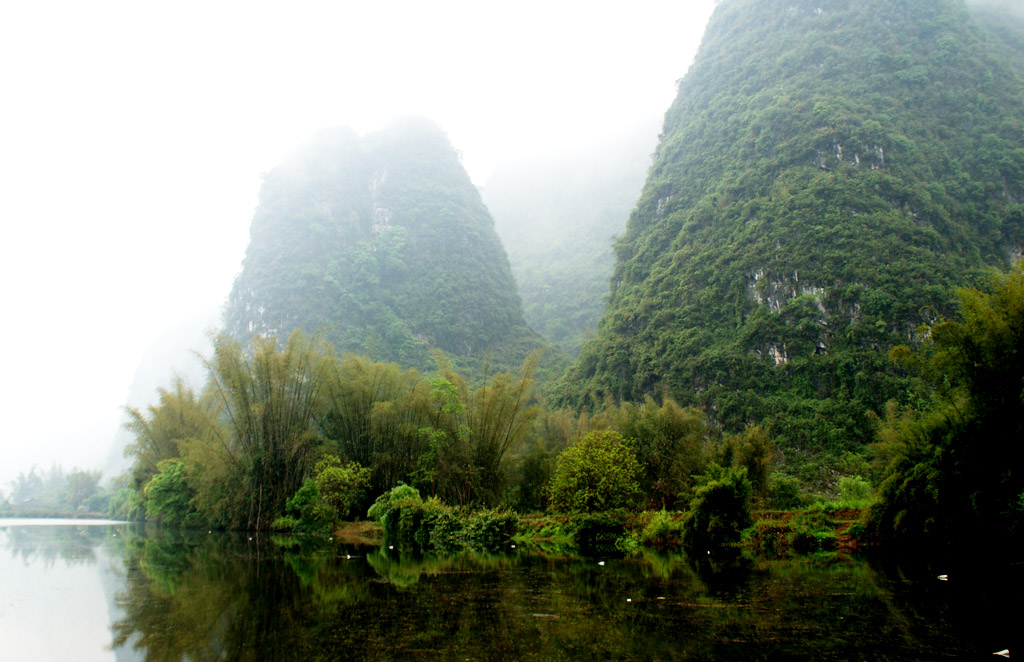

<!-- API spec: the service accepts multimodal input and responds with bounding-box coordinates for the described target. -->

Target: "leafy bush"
[682,465,753,550]
[838,475,872,505]
[366,484,517,553]
[108,484,145,521]
[462,508,519,551]
[314,455,371,520]
[144,460,201,528]
[367,484,426,549]
[746,518,792,558]
[640,510,684,550]
[276,456,373,534]
[279,480,334,534]
[548,430,642,513]
[270,515,301,532]
[767,472,804,510]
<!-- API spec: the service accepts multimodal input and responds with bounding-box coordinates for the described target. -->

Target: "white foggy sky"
[0,0,716,490]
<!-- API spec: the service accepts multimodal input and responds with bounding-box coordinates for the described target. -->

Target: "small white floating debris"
[937,574,949,582]
[994,650,1010,658]
[388,545,394,550]
[626,598,632,603]
[329,537,333,541]
[248,536,253,541]
[511,544,516,548]
[598,561,606,566]
[346,554,351,560]
[657,597,666,601]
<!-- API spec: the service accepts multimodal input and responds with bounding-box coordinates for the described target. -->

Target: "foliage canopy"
[547,430,643,513]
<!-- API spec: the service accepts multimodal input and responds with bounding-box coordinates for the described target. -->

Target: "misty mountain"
[485,120,658,356]
[557,0,1024,455]
[224,117,545,374]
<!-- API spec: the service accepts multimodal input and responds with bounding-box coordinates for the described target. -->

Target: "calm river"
[0,519,1017,660]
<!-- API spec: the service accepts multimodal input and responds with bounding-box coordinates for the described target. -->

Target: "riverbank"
[338,506,867,558]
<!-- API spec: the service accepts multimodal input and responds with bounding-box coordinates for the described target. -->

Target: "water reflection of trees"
[111,529,311,662]
[1,524,102,567]
[109,532,1000,661]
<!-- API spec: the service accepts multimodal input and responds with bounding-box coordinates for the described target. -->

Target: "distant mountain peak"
[225,119,542,372]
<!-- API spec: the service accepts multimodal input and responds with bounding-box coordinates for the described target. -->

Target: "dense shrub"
[462,509,519,551]
[682,465,753,550]
[367,484,426,548]
[144,460,201,528]
[640,510,685,550]
[274,480,334,534]
[367,484,517,553]
[273,456,372,534]
[838,475,872,505]
[548,430,642,513]
[313,455,371,520]
[767,472,804,510]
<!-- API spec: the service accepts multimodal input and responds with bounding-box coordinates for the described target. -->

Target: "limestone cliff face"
[224,117,540,371]
[558,0,1024,450]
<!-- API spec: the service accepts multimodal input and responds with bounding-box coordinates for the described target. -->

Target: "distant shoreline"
[0,511,118,522]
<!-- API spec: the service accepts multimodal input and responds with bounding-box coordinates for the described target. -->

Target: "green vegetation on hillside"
[224,117,547,377]
[557,0,1024,471]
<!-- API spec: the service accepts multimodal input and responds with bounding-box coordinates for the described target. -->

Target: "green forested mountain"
[224,117,542,373]
[485,121,657,356]
[558,0,1024,457]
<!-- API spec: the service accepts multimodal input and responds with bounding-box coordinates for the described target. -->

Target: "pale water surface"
[0,519,1017,661]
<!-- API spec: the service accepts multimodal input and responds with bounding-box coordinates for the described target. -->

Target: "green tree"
[144,459,199,528]
[547,430,642,513]
[867,265,1024,553]
[313,455,370,520]
[731,424,775,501]
[318,355,432,498]
[682,465,753,550]
[203,331,335,529]
[123,376,222,492]
[63,469,102,511]
[607,397,710,509]
[277,480,334,533]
